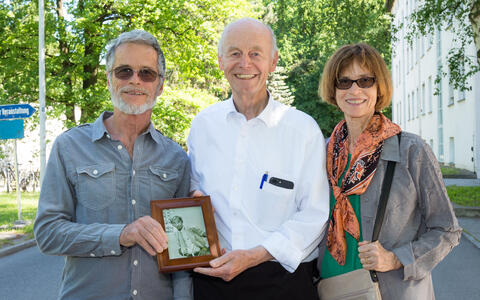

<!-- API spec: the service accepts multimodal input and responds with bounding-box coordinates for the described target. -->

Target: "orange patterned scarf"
[326,112,401,265]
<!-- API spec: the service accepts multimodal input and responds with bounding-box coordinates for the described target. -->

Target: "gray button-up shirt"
[34,112,192,300]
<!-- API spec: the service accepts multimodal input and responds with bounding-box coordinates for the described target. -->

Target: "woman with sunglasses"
[316,43,461,299]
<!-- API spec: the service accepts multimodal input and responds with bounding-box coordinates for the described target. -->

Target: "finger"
[194,267,218,276]
[139,227,166,253]
[358,240,370,246]
[143,216,169,241]
[210,252,232,268]
[221,248,227,255]
[136,235,157,256]
[140,217,168,248]
[190,190,204,197]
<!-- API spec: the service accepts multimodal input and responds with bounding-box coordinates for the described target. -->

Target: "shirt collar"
[225,91,284,127]
[381,133,401,162]
[91,111,162,144]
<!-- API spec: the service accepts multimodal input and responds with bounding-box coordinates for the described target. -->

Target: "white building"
[388,0,480,178]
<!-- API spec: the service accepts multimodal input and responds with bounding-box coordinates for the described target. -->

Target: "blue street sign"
[0,104,36,119]
[0,119,24,140]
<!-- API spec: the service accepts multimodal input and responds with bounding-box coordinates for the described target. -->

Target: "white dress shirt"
[187,95,329,272]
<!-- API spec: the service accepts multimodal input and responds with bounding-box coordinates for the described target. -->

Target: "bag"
[317,268,381,300]
[318,134,400,300]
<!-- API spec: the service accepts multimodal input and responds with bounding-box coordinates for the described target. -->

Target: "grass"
[441,166,462,176]
[446,186,480,207]
[0,192,38,246]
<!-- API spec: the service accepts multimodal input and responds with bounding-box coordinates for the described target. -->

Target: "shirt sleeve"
[391,139,462,280]
[33,136,124,257]
[187,119,201,193]
[261,129,330,272]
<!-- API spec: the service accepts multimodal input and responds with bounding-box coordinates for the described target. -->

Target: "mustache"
[118,86,150,95]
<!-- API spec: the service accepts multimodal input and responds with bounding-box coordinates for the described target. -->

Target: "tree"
[0,0,259,131]
[397,0,480,91]
[264,0,392,135]
[267,66,295,106]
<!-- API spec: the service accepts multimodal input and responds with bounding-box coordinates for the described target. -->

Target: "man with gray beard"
[34,30,192,300]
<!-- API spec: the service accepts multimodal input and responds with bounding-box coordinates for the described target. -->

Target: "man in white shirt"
[187,18,329,299]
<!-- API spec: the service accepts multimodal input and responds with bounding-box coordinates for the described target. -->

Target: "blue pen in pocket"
[259,172,268,189]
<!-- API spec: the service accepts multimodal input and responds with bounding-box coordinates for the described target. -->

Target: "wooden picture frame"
[150,196,221,273]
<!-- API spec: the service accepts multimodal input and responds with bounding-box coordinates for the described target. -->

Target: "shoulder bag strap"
[370,133,401,282]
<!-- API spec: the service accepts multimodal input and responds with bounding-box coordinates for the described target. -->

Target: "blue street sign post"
[0,104,36,223]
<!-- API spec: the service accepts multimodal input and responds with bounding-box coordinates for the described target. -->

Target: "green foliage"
[446,185,480,207]
[404,0,480,92]
[267,66,294,106]
[151,86,218,148]
[265,0,392,135]
[0,0,258,128]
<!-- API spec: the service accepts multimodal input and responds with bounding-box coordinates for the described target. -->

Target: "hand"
[120,216,168,256]
[190,190,204,197]
[358,240,403,272]
[194,246,272,282]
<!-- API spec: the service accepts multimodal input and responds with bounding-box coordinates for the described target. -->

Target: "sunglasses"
[113,66,160,82]
[335,77,376,90]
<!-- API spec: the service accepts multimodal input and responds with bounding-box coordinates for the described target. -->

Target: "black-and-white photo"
[163,206,210,259]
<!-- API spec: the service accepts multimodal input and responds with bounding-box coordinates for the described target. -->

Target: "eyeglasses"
[112,66,160,82]
[335,77,376,90]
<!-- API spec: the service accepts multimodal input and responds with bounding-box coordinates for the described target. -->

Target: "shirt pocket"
[250,173,296,232]
[149,166,179,200]
[76,162,115,210]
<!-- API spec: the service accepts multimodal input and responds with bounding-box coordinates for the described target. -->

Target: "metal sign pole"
[14,139,22,221]
[39,0,46,186]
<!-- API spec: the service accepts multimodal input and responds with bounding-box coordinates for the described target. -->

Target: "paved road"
[0,236,479,300]
[432,236,480,299]
[0,246,62,300]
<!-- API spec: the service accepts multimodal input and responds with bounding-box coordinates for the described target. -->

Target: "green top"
[321,154,363,278]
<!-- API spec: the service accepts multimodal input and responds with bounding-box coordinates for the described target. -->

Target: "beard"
[108,84,157,115]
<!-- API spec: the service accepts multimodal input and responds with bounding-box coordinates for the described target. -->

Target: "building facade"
[389,0,480,177]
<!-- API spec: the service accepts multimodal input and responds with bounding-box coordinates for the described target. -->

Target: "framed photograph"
[150,196,221,272]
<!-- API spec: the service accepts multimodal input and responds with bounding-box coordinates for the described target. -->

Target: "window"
[408,94,411,120]
[416,88,420,117]
[421,35,425,56]
[448,75,454,106]
[421,83,426,115]
[428,76,433,112]
[412,90,416,118]
[449,137,455,166]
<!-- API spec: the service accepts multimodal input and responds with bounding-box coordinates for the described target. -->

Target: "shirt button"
[133,290,138,296]
[117,145,123,150]
[106,134,111,139]
[162,173,167,179]
[111,250,116,255]
[90,253,95,257]
[133,260,138,266]
[132,199,136,205]
[92,169,98,175]
[132,170,136,176]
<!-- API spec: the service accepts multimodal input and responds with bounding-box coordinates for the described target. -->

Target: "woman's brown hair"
[319,43,392,111]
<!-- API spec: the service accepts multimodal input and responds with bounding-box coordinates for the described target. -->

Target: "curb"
[0,239,36,258]
[454,206,480,218]
[462,229,480,249]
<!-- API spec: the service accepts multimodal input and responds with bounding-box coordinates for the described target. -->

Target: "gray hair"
[105,30,166,78]
[217,18,278,58]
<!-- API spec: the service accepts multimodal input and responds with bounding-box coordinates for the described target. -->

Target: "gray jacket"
[318,131,462,300]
